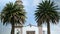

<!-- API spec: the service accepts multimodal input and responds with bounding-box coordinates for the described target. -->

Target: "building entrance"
[26,31,35,34]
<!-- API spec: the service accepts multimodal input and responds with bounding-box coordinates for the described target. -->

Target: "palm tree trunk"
[11,24,14,34]
[47,22,50,34]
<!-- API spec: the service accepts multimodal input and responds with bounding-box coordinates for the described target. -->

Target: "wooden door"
[26,31,35,34]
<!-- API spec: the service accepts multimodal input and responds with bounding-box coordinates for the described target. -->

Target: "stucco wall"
[15,26,39,34]
[22,26,39,34]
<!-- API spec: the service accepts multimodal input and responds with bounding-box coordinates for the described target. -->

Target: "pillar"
[38,26,43,34]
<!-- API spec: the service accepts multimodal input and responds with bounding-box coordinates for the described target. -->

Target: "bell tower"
[14,0,24,34]
[15,0,24,9]
[16,0,23,5]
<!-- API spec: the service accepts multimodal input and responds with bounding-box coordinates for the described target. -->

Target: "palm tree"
[1,2,26,34]
[35,0,60,34]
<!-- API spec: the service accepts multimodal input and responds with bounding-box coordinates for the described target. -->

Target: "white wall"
[22,26,39,34]
[15,26,39,34]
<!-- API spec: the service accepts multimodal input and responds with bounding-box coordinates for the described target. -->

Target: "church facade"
[14,0,43,34]
[14,24,43,34]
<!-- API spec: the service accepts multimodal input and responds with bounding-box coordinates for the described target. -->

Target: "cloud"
[22,0,40,6]
[33,0,42,6]
[50,22,60,34]
[22,0,29,6]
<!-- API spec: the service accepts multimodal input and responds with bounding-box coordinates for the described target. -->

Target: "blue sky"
[0,0,60,34]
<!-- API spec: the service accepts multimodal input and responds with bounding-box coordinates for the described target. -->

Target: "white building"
[14,24,43,34]
[15,0,43,34]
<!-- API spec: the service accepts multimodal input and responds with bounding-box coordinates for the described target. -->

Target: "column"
[38,26,43,34]
[20,27,22,34]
